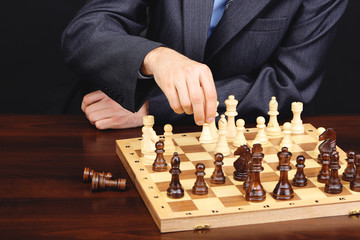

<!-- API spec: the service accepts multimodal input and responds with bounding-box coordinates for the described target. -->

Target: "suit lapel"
[182,0,214,62]
[205,0,272,61]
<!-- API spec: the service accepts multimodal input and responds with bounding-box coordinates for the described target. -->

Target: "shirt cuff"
[138,71,154,80]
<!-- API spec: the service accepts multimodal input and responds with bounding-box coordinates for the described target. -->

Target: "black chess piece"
[324,150,343,194]
[167,152,184,198]
[317,152,331,183]
[192,163,208,195]
[350,154,360,192]
[153,141,167,172]
[273,147,294,200]
[233,145,250,181]
[292,155,307,187]
[342,151,356,182]
[211,153,226,184]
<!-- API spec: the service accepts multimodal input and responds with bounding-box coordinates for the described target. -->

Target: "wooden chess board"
[116,124,360,233]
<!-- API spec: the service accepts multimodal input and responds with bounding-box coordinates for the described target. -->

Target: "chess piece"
[314,127,326,161]
[141,115,159,163]
[324,150,342,194]
[342,151,356,182]
[200,123,216,143]
[273,147,294,200]
[211,153,226,184]
[214,115,230,156]
[254,116,268,144]
[167,152,184,198]
[164,124,176,154]
[292,155,307,187]
[266,96,282,137]
[290,102,304,134]
[225,95,238,141]
[233,145,250,181]
[350,154,360,192]
[280,122,293,148]
[317,152,331,183]
[246,144,266,202]
[192,163,208,195]
[209,101,219,141]
[243,150,253,191]
[92,174,126,192]
[152,141,167,171]
[233,119,247,147]
[83,167,112,183]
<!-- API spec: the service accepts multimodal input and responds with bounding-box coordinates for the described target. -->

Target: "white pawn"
[209,101,219,141]
[233,119,247,147]
[280,122,293,148]
[225,95,238,141]
[266,96,282,137]
[254,116,268,144]
[291,102,304,134]
[214,115,230,156]
[164,124,176,155]
[200,123,216,143]
[314,127,326,156]
[141,115,159,164]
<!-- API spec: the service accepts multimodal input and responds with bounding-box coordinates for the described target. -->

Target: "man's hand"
[141,47,217,125]
[81,90,148,130]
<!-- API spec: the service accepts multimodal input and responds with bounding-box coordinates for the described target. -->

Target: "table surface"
[1,114,360,240]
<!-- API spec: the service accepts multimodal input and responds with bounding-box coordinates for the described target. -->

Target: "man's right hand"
[141,47,217,126]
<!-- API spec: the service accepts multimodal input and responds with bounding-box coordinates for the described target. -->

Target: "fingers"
[187,74,205,125]
[175,80,193,115]
[86,109,114,124]
[199,69,217,123]
[162,80,185,114]
[81,90,106,112]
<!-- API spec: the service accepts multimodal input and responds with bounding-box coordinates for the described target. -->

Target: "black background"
[0,0,359,115]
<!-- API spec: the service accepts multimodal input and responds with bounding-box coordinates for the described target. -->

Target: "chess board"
[116,124,360,233]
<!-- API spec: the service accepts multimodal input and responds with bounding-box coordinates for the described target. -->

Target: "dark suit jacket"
[62,0,348,124]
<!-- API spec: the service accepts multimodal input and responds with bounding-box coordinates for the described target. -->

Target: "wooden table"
[1,115,360,239]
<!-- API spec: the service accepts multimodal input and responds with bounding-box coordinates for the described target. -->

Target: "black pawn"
[324,150,342,194]
[233,145,250,181]
[167,152,184,198]
[152,141,167,172]
[211,153,226,184]
[192,163,208,195]
[350,154,360,192]
[317,152,331,183]
[342,151,356,182]
[292,155,307,187]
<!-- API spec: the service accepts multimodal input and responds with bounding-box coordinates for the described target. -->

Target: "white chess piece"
[225,95,238,141]
[209,101,219,141]
[214,115,230,156]
[254,116,268,144]
[164,124,176,155]
[266,96,282,137]
[200,123,216,143]
[291,102,305,134]
[280,122,293,148]
[233,119,247,147]
[141,115,159,164]
[314,127,326,156]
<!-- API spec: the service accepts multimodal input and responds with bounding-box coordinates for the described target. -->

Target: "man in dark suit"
[62,0,348,129]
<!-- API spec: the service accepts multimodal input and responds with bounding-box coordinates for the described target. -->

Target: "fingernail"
[197,121,204,125]
[207,117,214,123]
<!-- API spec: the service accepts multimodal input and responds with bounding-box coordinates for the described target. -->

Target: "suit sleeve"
[214,0,348,118]
[61,0,163,112]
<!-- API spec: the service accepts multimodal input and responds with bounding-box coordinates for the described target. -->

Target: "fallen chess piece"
[83,167,112,183]
[92,174,126,192]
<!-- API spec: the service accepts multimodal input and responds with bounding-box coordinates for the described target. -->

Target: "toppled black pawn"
[325,150,342,194]
[152,141,167,172]
[233,145,250,181]
[167,152,184,198]
[192,163,208,195]
[350,154,360,192]
[211,153,226,184]
[273,147,294,200]
[292,155,307,187]
[342,151,356,182]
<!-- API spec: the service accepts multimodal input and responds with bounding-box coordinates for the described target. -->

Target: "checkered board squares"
[116,123,360,233]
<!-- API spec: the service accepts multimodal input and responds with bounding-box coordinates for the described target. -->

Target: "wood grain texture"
[0,115,360,239]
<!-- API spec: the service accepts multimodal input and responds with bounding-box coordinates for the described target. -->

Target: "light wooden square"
[294,188,327,200]
[185,152,213,161]
[264,154,279,163]
[150,172,171,183]
[174,137,199,146]
[211,185,243,197]
[193,197,225,210]
[291,135,316,143]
